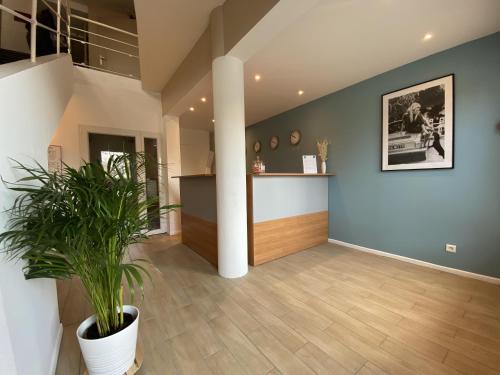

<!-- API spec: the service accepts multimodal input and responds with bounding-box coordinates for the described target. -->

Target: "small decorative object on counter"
[252,156,266,173]
[317,138,331,174]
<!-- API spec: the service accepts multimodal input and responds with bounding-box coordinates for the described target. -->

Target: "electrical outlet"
[445,244,457,253]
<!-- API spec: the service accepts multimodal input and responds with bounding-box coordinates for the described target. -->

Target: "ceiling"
[179,0,500,131]
[134,0,224,92]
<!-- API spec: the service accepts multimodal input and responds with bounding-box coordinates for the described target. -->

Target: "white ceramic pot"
[321,160,327,174]
[77,305,139,375]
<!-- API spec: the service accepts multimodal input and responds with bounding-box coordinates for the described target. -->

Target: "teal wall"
[245,32,500,278]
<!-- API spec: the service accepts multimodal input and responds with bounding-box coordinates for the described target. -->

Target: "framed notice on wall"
[382,74,454,171]
[48,145,62,174]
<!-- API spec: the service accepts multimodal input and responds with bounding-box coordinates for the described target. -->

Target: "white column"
[163,115,182,235]
[212,55,248,278]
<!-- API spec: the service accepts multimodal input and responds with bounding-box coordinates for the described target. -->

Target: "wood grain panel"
[250,211,328,266]
[181,212,218,267]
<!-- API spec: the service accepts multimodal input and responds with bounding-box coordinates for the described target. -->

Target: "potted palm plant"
[0,154,177,375]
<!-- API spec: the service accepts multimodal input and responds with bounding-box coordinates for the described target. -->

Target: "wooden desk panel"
[249,211,328,266]
[181,212,218,267]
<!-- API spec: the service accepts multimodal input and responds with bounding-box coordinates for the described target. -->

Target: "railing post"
[65,0,71,55]
[56,0,61,55]
[30,0,37,62]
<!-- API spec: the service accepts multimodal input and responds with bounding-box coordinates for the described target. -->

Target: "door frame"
[79,125,168,235]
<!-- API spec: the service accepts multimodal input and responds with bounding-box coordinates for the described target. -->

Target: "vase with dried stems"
[317,139,331,174]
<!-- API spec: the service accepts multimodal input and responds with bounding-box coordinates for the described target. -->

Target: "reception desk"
[247,173,331,265]
[175,173,333,267]
[176,174,218,266]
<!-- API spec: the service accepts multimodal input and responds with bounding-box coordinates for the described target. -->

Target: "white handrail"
[0,5,32,23]
[71,14,138,38]
[40,0,58,19]
[37,22,58,34]
[70,26,139,48]
[56,0,61,55]
[66,0,72,55]
[70,38,139,58]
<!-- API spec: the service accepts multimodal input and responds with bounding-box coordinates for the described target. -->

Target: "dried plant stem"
[317,139,331,162]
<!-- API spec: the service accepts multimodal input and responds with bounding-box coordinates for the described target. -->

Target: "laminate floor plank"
[247,327,315,375]
[170,331,215,375]
[209,315,274,375]
[55,236,500,375]
[325,323,415,375]
[295,342,352,375]
[205,348,250,375]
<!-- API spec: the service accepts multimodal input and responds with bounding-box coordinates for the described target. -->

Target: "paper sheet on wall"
[302,155,318,174]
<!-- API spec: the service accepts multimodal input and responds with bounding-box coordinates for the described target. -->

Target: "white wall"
[51,67,176,234]
[0,289,16,374]
[180,128,210,175]
[0,55,73,375]
[51,67,162,168]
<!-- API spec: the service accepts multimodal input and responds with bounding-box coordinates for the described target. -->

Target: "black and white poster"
[382,75,454,171]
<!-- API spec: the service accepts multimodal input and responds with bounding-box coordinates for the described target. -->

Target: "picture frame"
[381,74,454,171]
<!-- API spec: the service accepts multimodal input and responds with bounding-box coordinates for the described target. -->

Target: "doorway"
[88,132,164,233]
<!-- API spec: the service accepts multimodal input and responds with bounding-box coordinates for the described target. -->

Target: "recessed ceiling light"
[201,97,207,102]
[423,33,433,41]
[254,74,261,82]
[212,119,215,123]
[189,107,195,112]
[298,90,304,96]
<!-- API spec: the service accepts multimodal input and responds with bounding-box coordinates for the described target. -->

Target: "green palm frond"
[0,153,178,337]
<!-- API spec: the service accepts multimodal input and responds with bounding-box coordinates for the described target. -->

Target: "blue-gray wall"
[245,32,500,278]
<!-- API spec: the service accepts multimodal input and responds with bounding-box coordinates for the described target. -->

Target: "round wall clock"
[269,135,279,150]
[289,130,302,145]
[253,140,262,153]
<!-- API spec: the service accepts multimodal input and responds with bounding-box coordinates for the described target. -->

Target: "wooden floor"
[56,235,500,375]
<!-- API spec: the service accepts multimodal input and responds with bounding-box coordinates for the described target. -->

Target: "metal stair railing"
[0,0,139,79]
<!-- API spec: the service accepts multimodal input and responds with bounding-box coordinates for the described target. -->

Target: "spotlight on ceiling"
[189,107,195,112]
[423,33,433,41]
[254,74,261,82]
[201,97,207,102]
[298,90,304,96]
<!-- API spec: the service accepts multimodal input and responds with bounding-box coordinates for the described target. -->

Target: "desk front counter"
[174,173,334,268]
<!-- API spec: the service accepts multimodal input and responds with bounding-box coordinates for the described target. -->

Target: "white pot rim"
[76,305,139,343]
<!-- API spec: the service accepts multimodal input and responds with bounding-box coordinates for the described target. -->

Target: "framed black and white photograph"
[382,74,454,171]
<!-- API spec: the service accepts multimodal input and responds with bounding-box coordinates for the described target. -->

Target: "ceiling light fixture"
[201,97,207,102]
[189,107,195,112]
[423,32,433,41]
[254,74,261,82]
[212,119,215,123]
[298,90,304,96]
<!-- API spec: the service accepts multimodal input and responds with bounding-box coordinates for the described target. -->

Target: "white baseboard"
[328,238,500,285]
[49,323,63,375]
